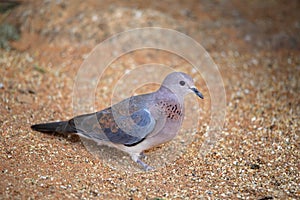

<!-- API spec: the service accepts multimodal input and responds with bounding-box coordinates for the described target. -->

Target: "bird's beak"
[190,87,204,99]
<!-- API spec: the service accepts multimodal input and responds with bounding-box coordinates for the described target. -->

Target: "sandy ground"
[0,0,299,199]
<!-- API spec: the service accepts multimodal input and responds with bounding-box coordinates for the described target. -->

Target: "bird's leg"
[131,153,154,171]
[139,152,146,159]
[136,159,154,171]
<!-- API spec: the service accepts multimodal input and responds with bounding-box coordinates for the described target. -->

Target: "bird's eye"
[179,81,185,86]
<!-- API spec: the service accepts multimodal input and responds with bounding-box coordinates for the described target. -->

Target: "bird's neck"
[156,86,184,104]
[154,86,185,121]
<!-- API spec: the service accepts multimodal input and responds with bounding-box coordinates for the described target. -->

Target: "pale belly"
[123,118,183,154]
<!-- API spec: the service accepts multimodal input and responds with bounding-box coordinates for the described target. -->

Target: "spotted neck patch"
[156,100,183,120]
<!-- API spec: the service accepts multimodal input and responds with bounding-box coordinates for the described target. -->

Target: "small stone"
[206,190,212,195]
[40,175,48,180]
[60,185,67,189]
[250,163,260,170]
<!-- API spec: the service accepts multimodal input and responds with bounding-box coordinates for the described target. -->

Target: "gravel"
[1,0,299,199]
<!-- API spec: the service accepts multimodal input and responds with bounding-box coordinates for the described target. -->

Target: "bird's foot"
[136,158,154,171]
[131,153,154,171]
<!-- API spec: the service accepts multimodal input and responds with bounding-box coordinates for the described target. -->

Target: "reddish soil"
[1,0,299,199]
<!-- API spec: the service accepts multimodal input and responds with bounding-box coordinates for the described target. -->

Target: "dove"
[31,72,204,171]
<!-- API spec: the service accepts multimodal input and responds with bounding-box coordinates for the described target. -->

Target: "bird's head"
[161,72,204,99]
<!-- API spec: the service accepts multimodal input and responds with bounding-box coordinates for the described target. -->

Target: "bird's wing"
[71,107,156,146]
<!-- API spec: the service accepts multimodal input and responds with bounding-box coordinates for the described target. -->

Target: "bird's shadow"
[38,131,81,143]
[37,131,146,171]
[36,130,187,172]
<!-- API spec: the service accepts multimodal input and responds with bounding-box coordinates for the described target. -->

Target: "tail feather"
[31,120,77,134]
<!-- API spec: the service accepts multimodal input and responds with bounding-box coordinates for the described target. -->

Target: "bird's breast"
[155,100,183,121]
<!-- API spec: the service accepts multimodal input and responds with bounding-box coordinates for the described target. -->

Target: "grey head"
[160,72,204,100]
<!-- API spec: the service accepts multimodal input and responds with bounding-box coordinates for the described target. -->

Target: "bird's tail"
[31,120,77,134]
